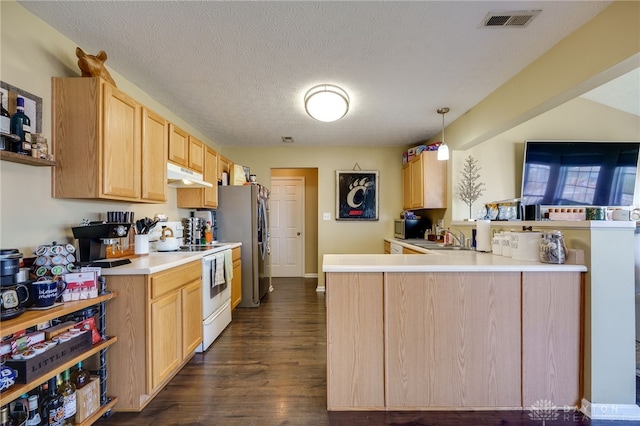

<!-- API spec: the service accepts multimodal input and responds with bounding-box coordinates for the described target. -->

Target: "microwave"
[394,218,429,240]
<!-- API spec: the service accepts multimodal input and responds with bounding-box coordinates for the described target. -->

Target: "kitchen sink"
[411,243,469,251]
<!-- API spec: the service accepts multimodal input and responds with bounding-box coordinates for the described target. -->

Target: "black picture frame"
[336,170,379,220]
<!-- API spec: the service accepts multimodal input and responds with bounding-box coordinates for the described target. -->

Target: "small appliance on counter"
[394,217,430,240]
[71,222,132,267]
[148,221,184,251]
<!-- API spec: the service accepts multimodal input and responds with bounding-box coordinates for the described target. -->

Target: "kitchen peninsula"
[323,251,586,411]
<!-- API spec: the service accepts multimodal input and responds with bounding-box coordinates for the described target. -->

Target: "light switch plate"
[323,212,331,220]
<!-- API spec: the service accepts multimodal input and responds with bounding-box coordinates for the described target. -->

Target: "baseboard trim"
[580,398,640,420]
[316,285,325,293]
[304,273,318,279]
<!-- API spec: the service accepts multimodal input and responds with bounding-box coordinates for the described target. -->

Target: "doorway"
[270,177,305,277]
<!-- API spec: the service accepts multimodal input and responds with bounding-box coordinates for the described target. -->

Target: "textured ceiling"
[18,1,617,147]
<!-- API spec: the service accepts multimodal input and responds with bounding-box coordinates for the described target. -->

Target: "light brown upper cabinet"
[52,77,165,203]
[177,146,218,208]
[141,108,168,202]
[218,154,232,183]
[168,124,203,174]
[402,151,446,210]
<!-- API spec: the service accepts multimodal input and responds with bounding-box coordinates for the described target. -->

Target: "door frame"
[270,176,306,277]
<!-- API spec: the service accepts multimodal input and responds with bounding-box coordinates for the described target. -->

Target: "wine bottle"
[9,96,31,155]
[40,378,64,426]
[57,371,76,425]
[0,405,15,426]
[70,361,91,389]
[24,395,41,426]
[0,93,10,135]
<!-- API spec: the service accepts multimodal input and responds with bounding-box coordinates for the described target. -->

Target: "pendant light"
[304,84,350,122]
[437,107,450,161]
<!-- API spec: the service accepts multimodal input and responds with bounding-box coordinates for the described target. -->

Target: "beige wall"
[271,168,319,275]
[450,97,640,221]
[223,145,405,286]
[0,1,217,254]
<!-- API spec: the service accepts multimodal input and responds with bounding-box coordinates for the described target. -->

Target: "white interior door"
[269,177,304,277]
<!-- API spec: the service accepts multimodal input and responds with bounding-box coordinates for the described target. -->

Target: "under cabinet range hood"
[167,162,213,188]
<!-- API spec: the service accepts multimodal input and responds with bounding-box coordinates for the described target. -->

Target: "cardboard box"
[75,377,100,423]
[5,331,92,383]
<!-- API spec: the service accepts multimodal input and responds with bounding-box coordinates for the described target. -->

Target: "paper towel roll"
[476,220,492,252]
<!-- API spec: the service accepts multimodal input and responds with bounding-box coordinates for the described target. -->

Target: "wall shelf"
[0,150,57,166]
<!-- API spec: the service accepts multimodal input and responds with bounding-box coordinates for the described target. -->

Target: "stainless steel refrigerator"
[217,184,271,307]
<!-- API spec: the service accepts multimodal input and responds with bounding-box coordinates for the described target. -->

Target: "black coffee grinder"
[72,222,132,267]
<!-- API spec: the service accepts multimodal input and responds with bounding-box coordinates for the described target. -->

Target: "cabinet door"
[402,164,411,210]
[203,147,218,207]
[101,84,141,198]
[218,155,231,182]
[385,272,521,408]
[150,291,181,391]
[326,272,384,410]
[168,123,189,167]
[181,280,203,357]
[421,151,447,208]
[231,247,242,310]
[141,108,167,202]
[409,156,424,208]
[522,272,581,407]
[188,136,204,173]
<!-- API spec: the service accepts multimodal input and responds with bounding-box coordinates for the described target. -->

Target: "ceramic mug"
[0,283,29,310]
[32,279,66,308]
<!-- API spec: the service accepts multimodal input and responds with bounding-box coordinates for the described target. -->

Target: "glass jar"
[539,230,567,264]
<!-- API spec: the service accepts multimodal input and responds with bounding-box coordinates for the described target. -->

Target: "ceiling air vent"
[481,10,541,28]
[281,136,294,143]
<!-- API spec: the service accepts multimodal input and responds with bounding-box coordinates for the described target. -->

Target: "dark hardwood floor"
[97,277,633,426]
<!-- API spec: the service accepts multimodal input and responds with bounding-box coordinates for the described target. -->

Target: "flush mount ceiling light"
[304,84,349,122]
[437,107,450,161]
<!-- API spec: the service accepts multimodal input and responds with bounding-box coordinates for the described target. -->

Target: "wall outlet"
[323,212,331,220]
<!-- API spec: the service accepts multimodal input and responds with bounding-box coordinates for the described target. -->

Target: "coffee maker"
[72,222,132,267]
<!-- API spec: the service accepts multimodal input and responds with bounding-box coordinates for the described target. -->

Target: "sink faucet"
[443,228,466,247]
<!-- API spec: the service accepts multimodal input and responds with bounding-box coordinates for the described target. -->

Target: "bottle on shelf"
[70,361,91,389]
[0,93,10,135]
[24,395,41,426]
[9,96,31,155]
[0,405,15,426]
[40,377,64,426]
[57,371,76,425]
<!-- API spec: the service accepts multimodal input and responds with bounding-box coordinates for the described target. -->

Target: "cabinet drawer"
[232,246,241,262]
[150,261,201,299]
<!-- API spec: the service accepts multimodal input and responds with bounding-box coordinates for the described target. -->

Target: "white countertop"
[323,239,587,273]
[100,242,241,275]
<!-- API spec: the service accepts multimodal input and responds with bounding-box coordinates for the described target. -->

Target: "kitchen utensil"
[156,226,180,251]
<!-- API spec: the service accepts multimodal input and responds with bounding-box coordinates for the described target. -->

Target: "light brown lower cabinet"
[325,270,582,410]
[231,247,242,310]
[105,261,203,411]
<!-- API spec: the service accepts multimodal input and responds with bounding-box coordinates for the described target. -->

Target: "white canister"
[500,232,512,257]
[134,235,149,255]
[510,231,541,261]
[491,233,502,255]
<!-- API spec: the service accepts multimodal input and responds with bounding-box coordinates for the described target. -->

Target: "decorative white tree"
[456,155,485,219]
